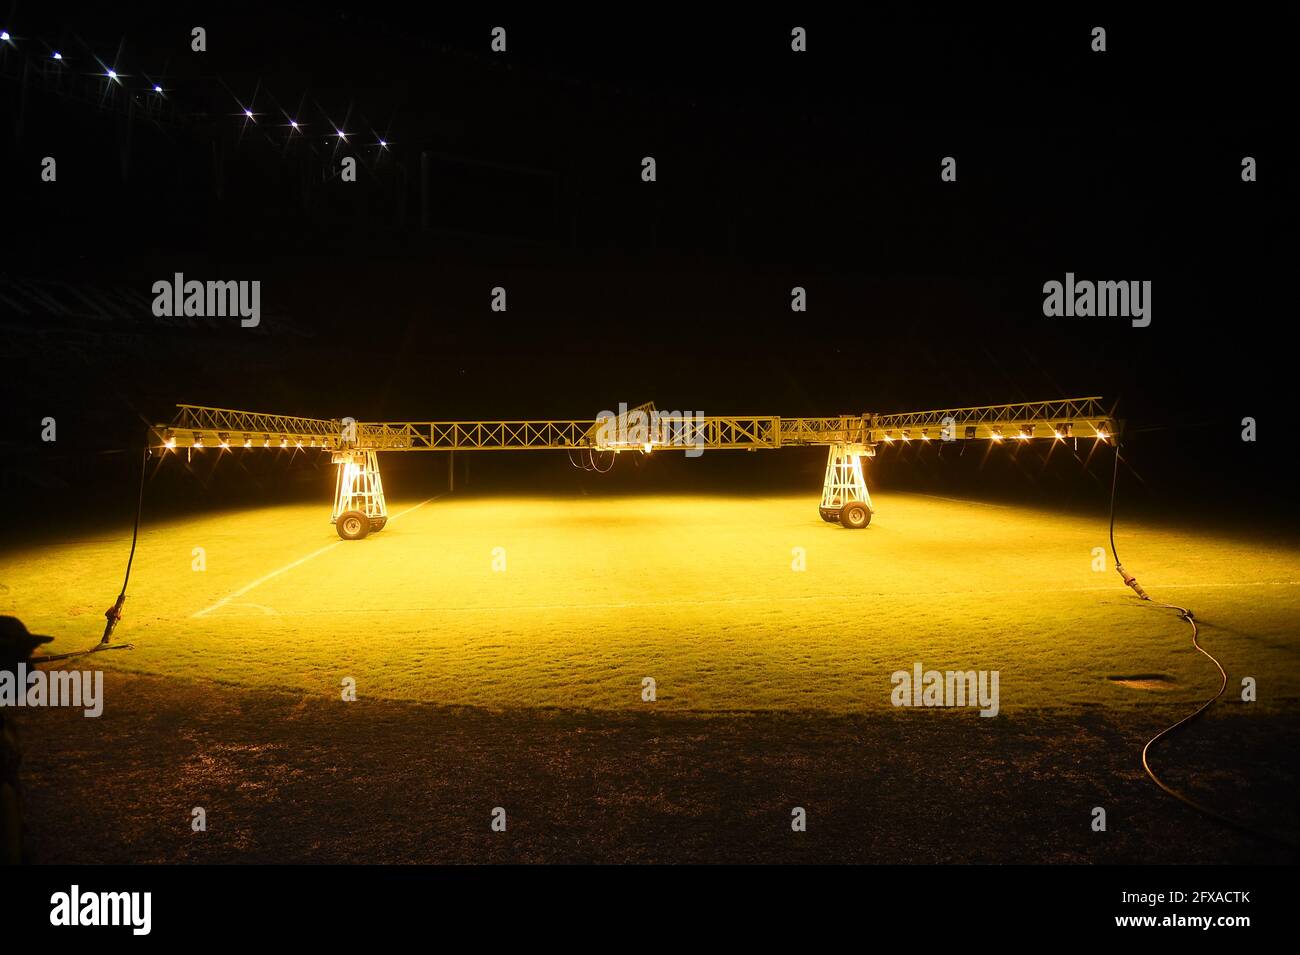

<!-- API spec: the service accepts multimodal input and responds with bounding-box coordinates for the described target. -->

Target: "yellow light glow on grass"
[6,493,1298,714]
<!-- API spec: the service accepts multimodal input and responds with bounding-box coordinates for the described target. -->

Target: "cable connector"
[100,594,126,645]
[1115,564,1149,600]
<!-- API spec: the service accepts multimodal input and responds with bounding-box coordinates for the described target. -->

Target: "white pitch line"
[201,579,1300,617]
[908,493,1013,509]
[191,542,341,618]
[388,496,442,521]
[191,496,441,618]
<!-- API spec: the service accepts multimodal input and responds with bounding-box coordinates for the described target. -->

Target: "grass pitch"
[4,491,1298,714]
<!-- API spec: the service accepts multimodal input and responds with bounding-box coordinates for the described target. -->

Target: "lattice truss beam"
[869,396,1111,444]
[151,397,1113,452]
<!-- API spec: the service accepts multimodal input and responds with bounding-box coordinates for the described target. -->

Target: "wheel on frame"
[839,501,872,529]
[818,506,842,523]
[337,510,370,540]
[369,516,388,533]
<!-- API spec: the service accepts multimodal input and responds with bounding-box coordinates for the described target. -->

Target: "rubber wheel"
[839,501,872,529]
[370,517,388,533]
[818,507,841,523]
[337,510,370,540]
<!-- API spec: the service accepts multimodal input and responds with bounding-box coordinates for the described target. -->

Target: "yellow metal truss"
[150,397,1112,537]
[153,397,1111,452]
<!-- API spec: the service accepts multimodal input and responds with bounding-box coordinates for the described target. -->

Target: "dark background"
[1,4,1295,532]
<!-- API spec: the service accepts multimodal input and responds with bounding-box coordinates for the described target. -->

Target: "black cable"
[30,445,147,665]
[98,445,148,644]
[1109,437,1298,851]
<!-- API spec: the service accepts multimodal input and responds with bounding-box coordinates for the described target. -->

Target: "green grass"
[3,492,1298,712]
